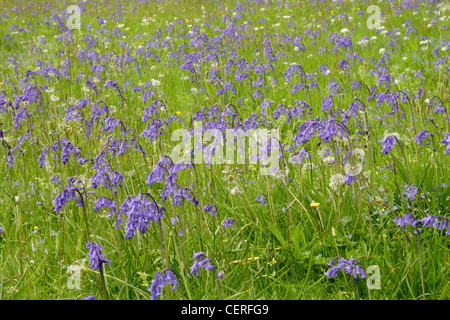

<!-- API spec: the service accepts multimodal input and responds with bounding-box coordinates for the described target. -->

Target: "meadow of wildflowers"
[0,0,449,301]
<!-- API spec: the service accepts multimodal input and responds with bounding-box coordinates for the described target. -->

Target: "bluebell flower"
[148,269,179,300]
[222,218,234,229]
[255,193,266,206]
[405,184,418,201]
[86,242,111,271]
[325,256,366,280]
[203,204,217,216]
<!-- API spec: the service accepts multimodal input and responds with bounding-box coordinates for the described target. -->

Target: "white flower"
[190,87,198,95]
[344,163,363,177]
[379,48,386,54]
[45,86,55,93]
[50,94,60,102]
[329,173,345,191]
[323,156,335,165]
[353,148,365,160]
[230,186,242,195]
[371,36,377,40]
[302,162,315,171]
[340,28,349,34]
[151,79,161,86]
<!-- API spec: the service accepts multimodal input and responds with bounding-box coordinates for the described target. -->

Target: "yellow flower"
[34,226,39,231]
[310,201,320,208]
[176,111,182,115]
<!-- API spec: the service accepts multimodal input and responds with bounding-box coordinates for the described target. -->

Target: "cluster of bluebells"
[324,256,366,280]
[93,196,120,228]
[119,193,164,239]
[146,156,198,207]
[86,242,111,271]
[148,269,179,300]
[405,184,419,201]
[442,133,450,155]
[381,134,399,155]
[53,177,84,213]
[190,252,223,279]
[222,218,234,230]
[255,193,266,206]
[203,204,217,216]
[393,214,450,235]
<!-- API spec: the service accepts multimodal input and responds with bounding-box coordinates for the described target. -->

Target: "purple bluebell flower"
[394,214,449,235]
[441,133,450,155]
[203,204,217,217]
[82,295,98,300]
[393,214,418,229]
[190,252,220,278]
[414,130,430,146]
[148,269,179,300]
[325,256,366,280]
[120,193,163,239]
[381,135,397,155]
[222,218,234,229]
[405,185,418,201]
[255,193,266,206]
[86,242,111,271]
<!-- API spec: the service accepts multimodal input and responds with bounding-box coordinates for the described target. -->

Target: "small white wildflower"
[151,79,161,86]
[353,148,365,160]
[344,163,363,177]
[323,156,335,165]
[329,173,345,191]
